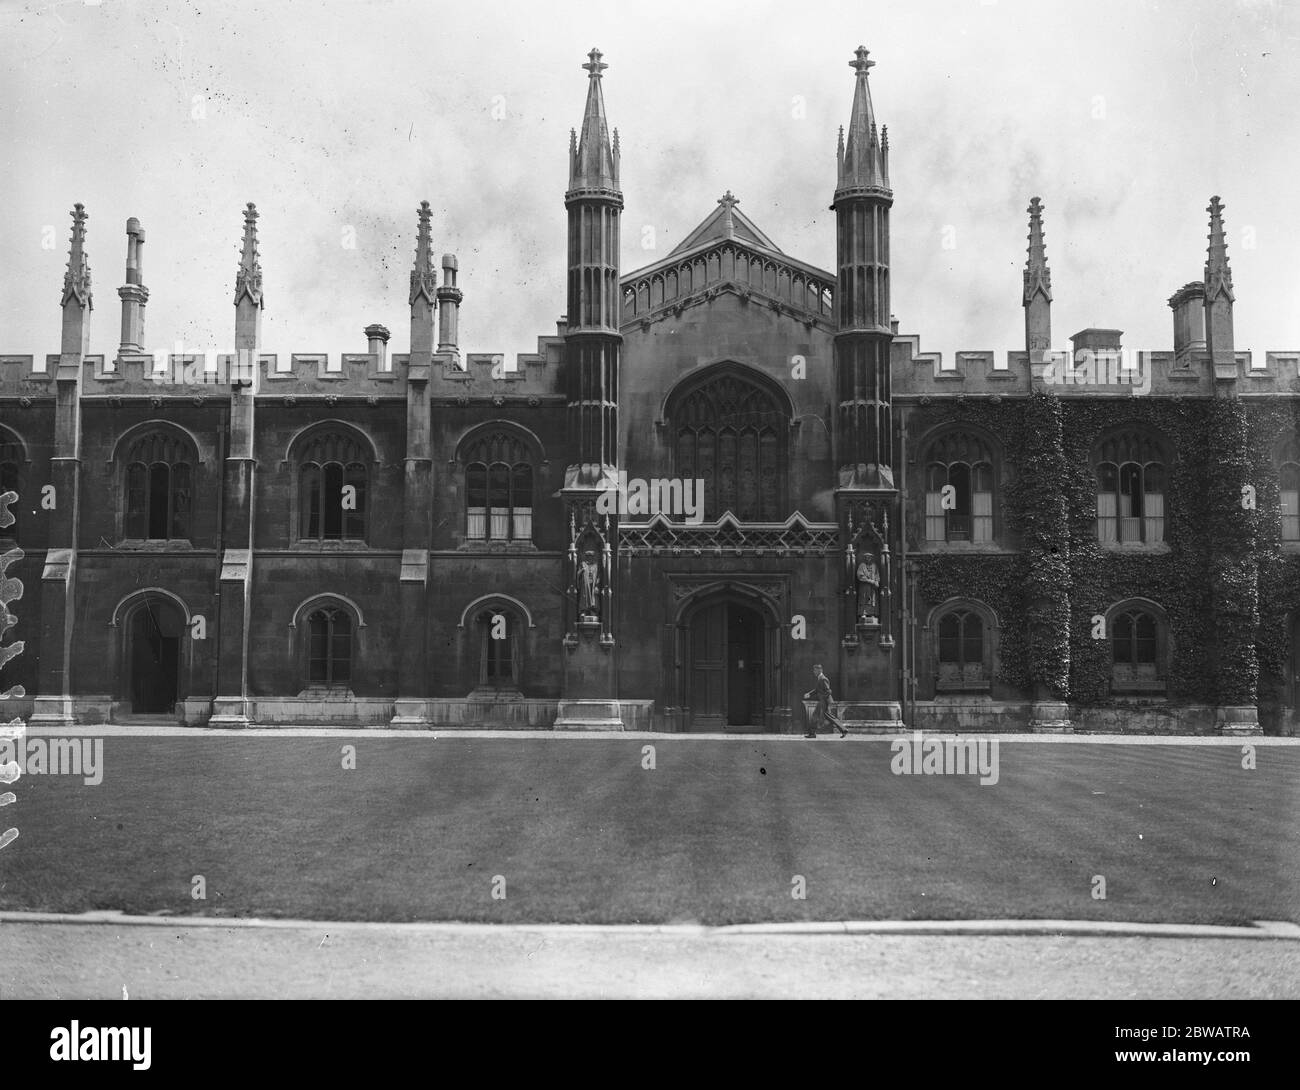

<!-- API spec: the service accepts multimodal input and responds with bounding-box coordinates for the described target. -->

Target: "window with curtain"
[935,607,989,690]
[306,606,352,685]
[462,431,534,542]
[923,431,996,544]
[671,371,787,522]
[122,431,194,541]
[297,430,368,543]
[1095,431,1166,544]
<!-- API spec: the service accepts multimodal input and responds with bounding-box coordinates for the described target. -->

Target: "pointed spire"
[1204,195,1236,382]
[1023,197,1052,304]
[568,47,619,193]
[233,202,263,308]
[1023,197,1052,358]
[62,203,92,308]
[410,200,437,306]
[837,45,888,195]
[1205,195,1234,303]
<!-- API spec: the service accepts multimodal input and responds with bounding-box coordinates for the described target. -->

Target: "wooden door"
[690,603,726,730]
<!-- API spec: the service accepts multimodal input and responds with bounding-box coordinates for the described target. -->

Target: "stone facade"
[0,48,1295,735]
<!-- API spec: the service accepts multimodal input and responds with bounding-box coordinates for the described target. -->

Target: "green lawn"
[1,739,1296,925]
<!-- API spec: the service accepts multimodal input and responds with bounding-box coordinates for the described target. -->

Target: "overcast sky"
[2,0,1297,365]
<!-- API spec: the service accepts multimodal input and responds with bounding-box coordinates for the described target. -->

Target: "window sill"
[116,539,195,551]
[1110,682,1167,696]
[916,541,1013,554]
[467,686,524,701]
[293,539,371,551]
[294,687,356,701]
[1098,542,1170,555]
[935,682,991,694]
[457,540,538,553]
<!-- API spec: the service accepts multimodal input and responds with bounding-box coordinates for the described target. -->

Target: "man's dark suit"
[803,673,844,734]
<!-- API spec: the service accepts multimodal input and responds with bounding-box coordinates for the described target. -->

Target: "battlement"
[0,326,569,401]
[891,334,1300,398]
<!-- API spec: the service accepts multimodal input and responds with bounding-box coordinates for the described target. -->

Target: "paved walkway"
[16,724,1300,742]
[3,914,1297,999]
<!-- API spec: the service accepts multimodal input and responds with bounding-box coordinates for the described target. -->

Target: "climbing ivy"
[906,392,1288,722]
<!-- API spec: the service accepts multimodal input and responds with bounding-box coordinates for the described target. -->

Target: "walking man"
[803,663,848,738]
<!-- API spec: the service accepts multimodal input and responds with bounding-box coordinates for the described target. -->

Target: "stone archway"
[122,595,186,715]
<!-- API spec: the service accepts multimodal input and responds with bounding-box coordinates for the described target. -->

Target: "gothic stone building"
[1,47,1296,735]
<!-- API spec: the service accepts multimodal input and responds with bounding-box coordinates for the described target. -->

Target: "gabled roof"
[667,192,783,259]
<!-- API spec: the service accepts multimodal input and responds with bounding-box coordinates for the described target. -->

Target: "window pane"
[925,491,945,542]
[962,613,984,665]
[308,613,329,681]
[1096,462,1119,542]
[512,464,532,540]
[1112,613,1133,664]
[938,613,960,662]
[331,616,352,682]
[1134,613,1157,663]
[1119,463,1143,518]
[1283,488,1300,541]
[301,465,321,539]
[488,464,509,540]
[344,463,366,541]
[467,464,487,507]
[488,464,509,509]
[946,463,971,540]
[467,463,487,539]
[147,463,170,539]
[126,462,148,539]
[323,464,344,539]
[171,462,191,539]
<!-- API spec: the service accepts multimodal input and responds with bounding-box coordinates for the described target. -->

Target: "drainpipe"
[210,404,228,708]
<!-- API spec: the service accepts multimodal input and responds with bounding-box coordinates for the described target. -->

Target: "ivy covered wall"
[904,390,1292,727]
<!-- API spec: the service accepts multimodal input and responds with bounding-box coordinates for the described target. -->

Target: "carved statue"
[578,549,601,620]
[856,555,880,623]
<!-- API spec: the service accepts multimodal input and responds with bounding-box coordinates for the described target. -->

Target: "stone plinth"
[1215,705,1261,736]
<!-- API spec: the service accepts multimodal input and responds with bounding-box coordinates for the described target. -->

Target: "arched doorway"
[125,598,184,715]
[684,595,771,730]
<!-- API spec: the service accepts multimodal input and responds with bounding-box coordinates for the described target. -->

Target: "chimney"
[436,253,462,354]
[1070,328,1123,376]
[117,218,148,356]
[365,324,390,371]
[1167,282,1206,366]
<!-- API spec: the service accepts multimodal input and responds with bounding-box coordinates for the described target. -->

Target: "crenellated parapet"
[0,330,570,402]
[890,334,1293,399]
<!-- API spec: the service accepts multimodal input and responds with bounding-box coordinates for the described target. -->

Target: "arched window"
[1110,604,1166,693]
[923,431,996,543]
[934,606,990,691]
[297,429,369,543]
[306,606,352,685]
[462,430,535,542]
[1276,437,1300,542]
[123,430,194,541]
[476,607,521,688]
[0,433,21,541]
[670,370,788,521]
[1095,431,1166,544]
